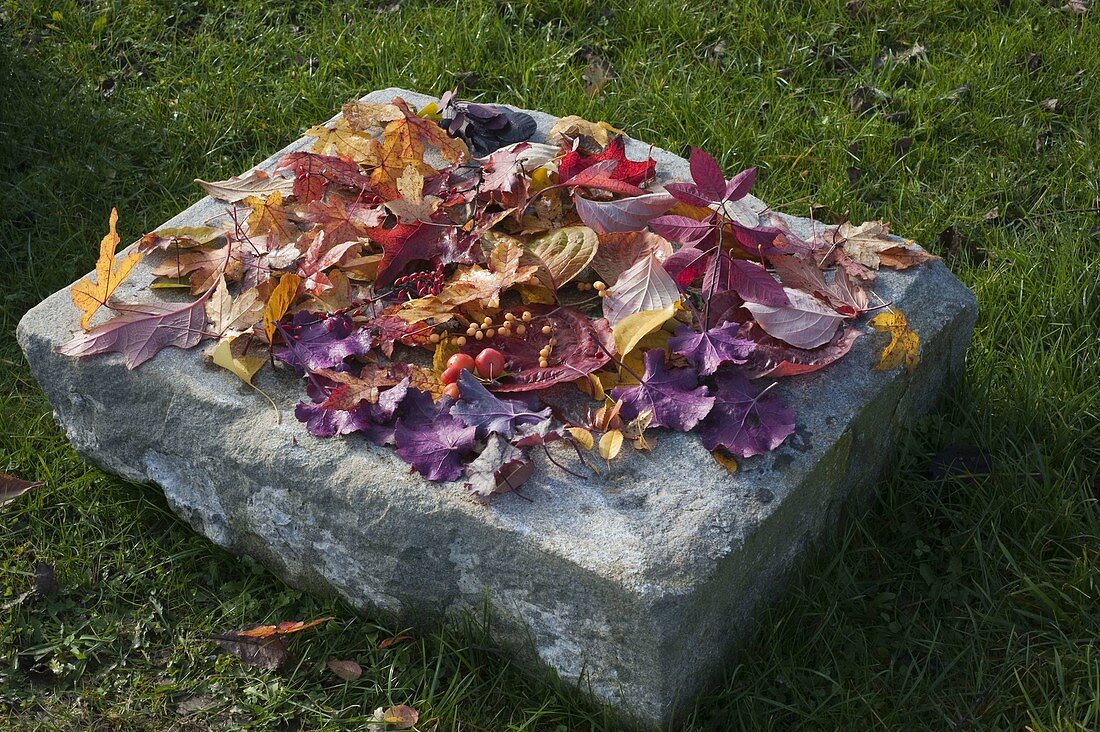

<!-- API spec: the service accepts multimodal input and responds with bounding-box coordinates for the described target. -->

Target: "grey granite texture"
[18,88,978,728]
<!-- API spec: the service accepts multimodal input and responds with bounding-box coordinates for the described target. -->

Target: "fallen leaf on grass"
[71,208,144,330]
[1,472,44,509]
[368,704,419,730]
[214,617,334,670]
[869,309,920,372]
[378,635,413,649]
[235,617,335,639]
[327,659,363,680]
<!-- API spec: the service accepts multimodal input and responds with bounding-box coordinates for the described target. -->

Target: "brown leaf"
[1,472,44,509]
[213,630,289,670]
[235,616,334,639]
[382,705,419,729]
[327,659,363,681]
[378,635,413,649]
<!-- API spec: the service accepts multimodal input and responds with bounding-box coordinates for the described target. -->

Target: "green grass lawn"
[1,0,1097,729]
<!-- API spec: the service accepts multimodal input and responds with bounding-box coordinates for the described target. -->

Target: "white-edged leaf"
[743,288,845,349]
[603,252,681,324]
[591,231,674,283]
[574,191,675,235]
[196,170,295,202]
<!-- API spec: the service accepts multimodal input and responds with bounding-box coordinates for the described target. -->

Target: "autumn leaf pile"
[58,93,936,499]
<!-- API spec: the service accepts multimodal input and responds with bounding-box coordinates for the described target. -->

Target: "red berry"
[442,383,460,399]
[474,348,506,379]
[446,353,476,372]
[440,365,465,385]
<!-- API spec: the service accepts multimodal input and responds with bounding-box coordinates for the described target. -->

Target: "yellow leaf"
[869,309,921,373]
[408,365,445,399]
[433,337,460,374]
[612,302,679,359]
[547,115,622,148]
[210,336,266,385]
[711,448,739,473]
[71,208,144,330]
[263,273,301,341]
[244,190,296,244]
[598,429,623,461]
[567,426,595,450]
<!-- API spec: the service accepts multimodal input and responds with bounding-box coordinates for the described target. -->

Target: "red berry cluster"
[393,262,445,298]
[440,349,506,399]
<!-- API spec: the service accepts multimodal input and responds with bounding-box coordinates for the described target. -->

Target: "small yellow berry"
[429,333,441,343]
[593,281,606,291]
[485,328,496,338]
[541,325,552,335]
[549,337,558,346]
[482,317,493,327]
[499,327,512,338]
[503,312,515,322]
[538,358,549,368]
[475,331,484,341]
[521,311,533,322]
[455,336,467,346]
[516,324,526,335]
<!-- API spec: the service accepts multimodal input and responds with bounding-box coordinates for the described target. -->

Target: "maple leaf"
[275,152,391,204]
[196,169,294,202]
[71,208,144,330]
[464,434,535,499]
[205,278,263,338]
[306,116,380,164]
[831,221,939,277]
[384,165,443,223]
[869,309,920,372]
[451,370,552,439]
[244,190,297,246]
[300,195,385,246]
[669,321,756,375]
[296,378,409,442]
[697,371,796,457]
[371,97,468,188]
[318,365,406,410]
[609,349,715,432]
[57,294,211,369]
[274,311,373,376]
[366,221,447,287]
[477,141,558,210]
[407,236,537,315]
[394,407,477,482]
[557,137,655,187]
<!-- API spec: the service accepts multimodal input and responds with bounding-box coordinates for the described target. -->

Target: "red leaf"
[557,136,656,186]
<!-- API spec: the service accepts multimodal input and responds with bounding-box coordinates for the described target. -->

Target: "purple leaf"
[464,435,535,499]
[57,298,208,369]
[688,147,726,200]
[574,191,675,235]
[395,410,477,482]
[724,167,757,201]
[275,311,374,376]
[295,378,409,442]
[663,246,709,287]
[610,350,715,432]
[739,323,863,379]
[697,371,796,458]
[665,182,713,208]
[703,258,788,307]
[451,370,552,439]
[743,288,846,349]
[648,214,714,246]
[669,322,756,376]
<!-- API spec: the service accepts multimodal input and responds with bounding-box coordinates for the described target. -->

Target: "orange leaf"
[263,273,302,341]
[71,208,144,330]
[235,616,334,639]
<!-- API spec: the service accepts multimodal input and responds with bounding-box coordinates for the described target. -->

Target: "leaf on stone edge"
[739,322,863,379]
[869,309,920,372]
[210,336,266,385]
[609,349,715,431]
[1,472,45,510]
[743,287,847,349]
[547,115,622,148]
[274,311,374,377]
[244,190,297,245]
[451,371,553,439]
[206,278,263,338]
[574,191,675,236]
[835,220,939,272]
[394,411,477,482]
[263,273,302,341]
[524,225,599,288]
[71,208,144,330]
[567,426,595,450]
[598,429,624,460]
[603,253,681,325]
[196,170,294,202]
[611,302,679,358]
[57,295,210,369]
[697,371,796,458]
[464,434,536,499]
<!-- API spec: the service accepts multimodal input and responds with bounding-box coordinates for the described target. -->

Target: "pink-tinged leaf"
[603,253,681,324]
[591,231,673,283]
[704,258,788,307]
[648,214,714,246]
[610,350,715,431]
[665,182,713,208]
[574,191,675,235]
[663,246,709,287]
[740,323,863,379]
[743,287,846,349]
[669,322,756,375]
[560,160,647,196]
[57,297,209,369]
[688,147,726,200]
[771,255,868,314]
[698,371,795,458]
[723,166,757,201]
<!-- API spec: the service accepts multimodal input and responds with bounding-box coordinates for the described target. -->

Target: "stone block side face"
[17,88,978,728]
